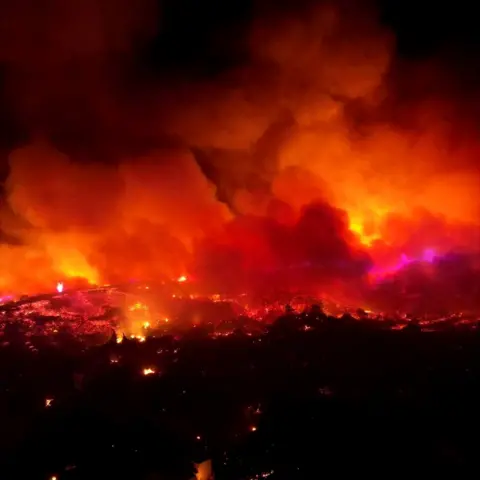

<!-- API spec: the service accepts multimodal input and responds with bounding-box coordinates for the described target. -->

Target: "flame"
[129,302,148,312]
[142,367,155,375]
[195,460,213,480]
[56,282,64,293]
[120,301,153,340]
[348,221,380,247]
[0,1,479,308]
[131,335,146,342]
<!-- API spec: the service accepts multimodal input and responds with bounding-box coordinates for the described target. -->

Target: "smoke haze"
[0,0,479,306]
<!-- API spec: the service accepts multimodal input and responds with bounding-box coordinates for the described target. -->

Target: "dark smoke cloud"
[192,200,372,293]
[0,0,157,152]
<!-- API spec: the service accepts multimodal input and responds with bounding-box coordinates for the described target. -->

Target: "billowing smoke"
[192,200,372,294]
[2,142,230,292]
[0,0,479,309]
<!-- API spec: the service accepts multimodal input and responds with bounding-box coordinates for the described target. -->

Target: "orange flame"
[0,2,479,301]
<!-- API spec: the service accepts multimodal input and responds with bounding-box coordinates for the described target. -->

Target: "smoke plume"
[0,0,479,308]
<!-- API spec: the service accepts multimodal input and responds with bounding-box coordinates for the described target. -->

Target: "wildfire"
[0,2,478,308]
[348,221,381,247]
[247,471,274,479]
[129,302,148,312]
[130,335,146,342]
[346,203,391,247]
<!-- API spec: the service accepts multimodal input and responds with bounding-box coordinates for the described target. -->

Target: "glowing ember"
[129,302,147,312]
[247,471,274,479]
[45,398,54,407]
[130,335,146,342]
[56,282,64,293]
[177,275,187,283]
[142,367,155,376]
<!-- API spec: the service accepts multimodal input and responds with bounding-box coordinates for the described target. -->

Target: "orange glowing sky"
[0,1,479,296]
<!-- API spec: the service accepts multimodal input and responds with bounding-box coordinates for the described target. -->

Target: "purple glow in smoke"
[369,247,439,279]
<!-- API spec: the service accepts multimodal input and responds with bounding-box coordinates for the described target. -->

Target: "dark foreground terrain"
[1,309,480,479]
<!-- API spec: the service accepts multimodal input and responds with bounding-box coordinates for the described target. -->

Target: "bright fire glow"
[56,282,64,293]
[142,367,155,375]
[0,4,479,306]
[348,221,381,247]
[129,302,148,312]
[130,335,146,342]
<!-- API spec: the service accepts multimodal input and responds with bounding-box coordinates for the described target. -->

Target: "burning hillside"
[0,0,479,312]
[1,279,479,350]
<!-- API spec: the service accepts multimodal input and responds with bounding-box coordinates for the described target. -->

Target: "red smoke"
[192,200,371,293]
[0,0,479,311]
